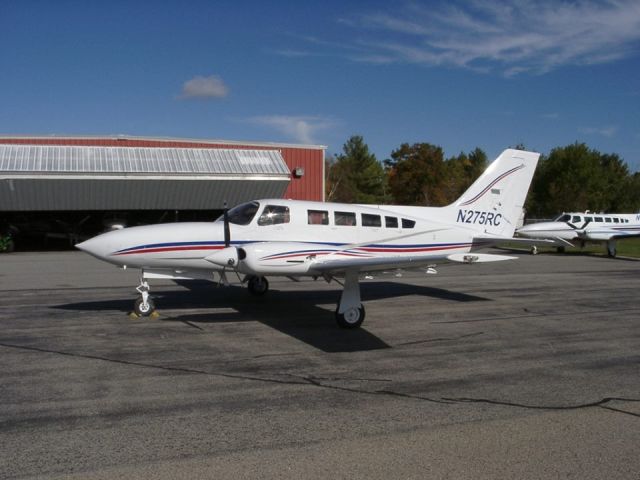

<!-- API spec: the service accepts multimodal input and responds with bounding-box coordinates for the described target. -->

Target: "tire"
[336,305,365,329]
[134,297,155,317]
[247,276,269,295]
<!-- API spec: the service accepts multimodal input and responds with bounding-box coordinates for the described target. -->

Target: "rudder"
[448,149,540,237]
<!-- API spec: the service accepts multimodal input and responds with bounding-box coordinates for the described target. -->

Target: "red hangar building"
[0,135,326,248]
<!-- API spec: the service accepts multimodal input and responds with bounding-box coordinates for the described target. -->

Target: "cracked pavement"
[1,251,639,479]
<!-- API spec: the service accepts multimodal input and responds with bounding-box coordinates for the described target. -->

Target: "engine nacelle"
[205,246,239,268]
[235,242,322,275]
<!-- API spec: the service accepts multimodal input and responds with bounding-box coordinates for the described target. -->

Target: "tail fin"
[448,149,540,237]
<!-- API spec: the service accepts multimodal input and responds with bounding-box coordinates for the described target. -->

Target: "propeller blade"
[223,202,231,248]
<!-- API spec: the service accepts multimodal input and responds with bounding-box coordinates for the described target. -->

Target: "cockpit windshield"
[555,214,571,222]
[216,201,260,225]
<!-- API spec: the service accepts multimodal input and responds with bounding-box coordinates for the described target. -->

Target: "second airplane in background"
[78,149,541,329]
[516,211,640,257]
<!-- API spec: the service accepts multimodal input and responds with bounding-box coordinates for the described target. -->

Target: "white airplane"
[77,148,540,328]
[516,211,640,257]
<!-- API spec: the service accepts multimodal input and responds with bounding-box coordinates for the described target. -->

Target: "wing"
[310,251,517,275]
[586,230,640,241]
[142,269,216,281]
[473,235,572,249]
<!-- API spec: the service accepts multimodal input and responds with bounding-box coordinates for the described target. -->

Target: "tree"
[526,142,633,217]
[442,148,488,204]
[384,144,487,206]
[326,136,387,203]
[385,143,447,206]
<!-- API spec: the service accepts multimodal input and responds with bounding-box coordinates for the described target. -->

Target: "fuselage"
[77,198,480,276]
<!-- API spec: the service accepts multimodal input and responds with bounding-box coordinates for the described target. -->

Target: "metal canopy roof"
[0,144,291,176]
[0,145,292,211]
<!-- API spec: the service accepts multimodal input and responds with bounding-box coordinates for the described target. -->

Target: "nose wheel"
[134,297,156,316]
[134,278,156,317]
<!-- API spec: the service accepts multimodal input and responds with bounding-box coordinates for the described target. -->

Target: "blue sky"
[1,0,639,170]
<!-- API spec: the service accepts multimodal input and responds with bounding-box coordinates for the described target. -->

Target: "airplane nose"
[515,224,539,237]
[76,234,111,259]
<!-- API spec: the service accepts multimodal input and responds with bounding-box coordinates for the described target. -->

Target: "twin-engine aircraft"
[516,211,640,257]
[77,148,540,328]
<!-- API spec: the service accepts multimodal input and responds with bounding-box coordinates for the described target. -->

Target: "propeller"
[206,201,244,268]
[223,201,231,248]
[566,219,591,230]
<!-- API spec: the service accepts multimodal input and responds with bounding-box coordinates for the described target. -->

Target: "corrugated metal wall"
[0,137,325,201]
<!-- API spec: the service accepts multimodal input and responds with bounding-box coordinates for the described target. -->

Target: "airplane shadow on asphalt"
[54,280,488,353]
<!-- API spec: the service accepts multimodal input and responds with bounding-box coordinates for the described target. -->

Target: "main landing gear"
[334,270,365,329]
[247,275,269,295]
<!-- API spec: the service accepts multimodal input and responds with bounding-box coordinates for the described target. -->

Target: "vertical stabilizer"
[448,149,540,237]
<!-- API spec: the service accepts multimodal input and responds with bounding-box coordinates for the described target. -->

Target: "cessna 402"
[77,148,540,329]
[516,211,640,257]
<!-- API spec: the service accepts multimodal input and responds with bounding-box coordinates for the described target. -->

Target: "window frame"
[307,209,329,225]
[361,213,382,227]
[334,211,357,226]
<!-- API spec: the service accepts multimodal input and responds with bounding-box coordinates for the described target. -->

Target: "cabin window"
[595,217,603,222]
[258,205,290,226]
[308,210,329,225]
[614,218,620,223]
[385,216,399,228]
[335,211,356,226]
[584,216,593,222]
[402,218,416,229]
[572,216,581,223]
[605,218,611,223]
[222,201,259,225]
[362,214,382,227]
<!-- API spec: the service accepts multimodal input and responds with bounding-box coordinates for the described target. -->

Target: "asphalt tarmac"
[1,250,639,479]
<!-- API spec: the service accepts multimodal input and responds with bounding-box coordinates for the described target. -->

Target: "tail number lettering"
[457,209,501,226]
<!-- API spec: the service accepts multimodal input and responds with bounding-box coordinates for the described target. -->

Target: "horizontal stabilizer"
[447,253,516,263]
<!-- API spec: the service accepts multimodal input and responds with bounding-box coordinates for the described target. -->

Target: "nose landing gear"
[134,278,156,317]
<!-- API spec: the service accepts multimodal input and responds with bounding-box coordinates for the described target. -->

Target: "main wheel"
[336,305,365,329]
[607,246,617,258]
[134,297,155,317]
[247,276,269,295]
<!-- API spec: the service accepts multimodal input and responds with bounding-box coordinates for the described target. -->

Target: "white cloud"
[300,1,640,76]
[579,125,618,137]
[247,115,338,144]
[179,75,229,99]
